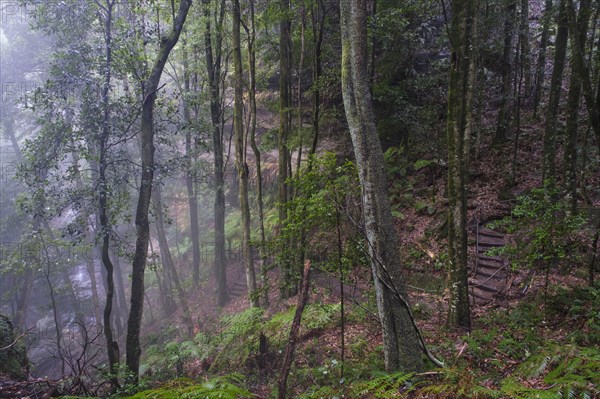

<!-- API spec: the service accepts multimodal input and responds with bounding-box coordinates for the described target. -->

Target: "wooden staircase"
[469,225,509,304]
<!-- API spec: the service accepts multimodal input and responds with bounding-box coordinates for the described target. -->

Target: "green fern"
[120,375,252,399]
[350,371,414,398]
[501,345,600,399]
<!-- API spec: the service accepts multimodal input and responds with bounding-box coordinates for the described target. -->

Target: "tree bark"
[203,0,228,307]
[340,0,425,372]
[519,0,532,97]
[96,0,118,382]
[277,260,311,399]
[247,0,269,307]
[542,0,569,182]
[182,39,201,287]
[126,0,191,383]
[533,0,553,117]
[566,0,600,155]
[279,0,294,298]
[152,185,194,336]
[446,0,477,330]
[495,0,516,143]
[233,0,258,307]
[564,0,591,214]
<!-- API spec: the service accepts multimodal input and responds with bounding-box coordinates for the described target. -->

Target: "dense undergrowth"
[100,280,599,399]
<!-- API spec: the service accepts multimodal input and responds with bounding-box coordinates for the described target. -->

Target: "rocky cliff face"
[0,314,27,380]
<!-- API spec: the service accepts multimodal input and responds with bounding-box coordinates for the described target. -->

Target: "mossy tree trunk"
[340,0,424,372]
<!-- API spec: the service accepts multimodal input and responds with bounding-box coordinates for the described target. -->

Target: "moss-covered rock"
[0,314,27,379]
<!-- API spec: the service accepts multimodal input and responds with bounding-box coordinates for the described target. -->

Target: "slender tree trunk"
[566,0,600,155]
[182,39,201,287]
[41,236,65,376]
[126,0,191,382]
[294,3,307,179]
[152,185,194,336]
[247,0,269,307]
[96,1,119,382]
[542,0,569,182]
[533,0,553,117]
[519,0,532,97]
[310,0,325,157]
[340,0,425,372]
[203,0,228,307]
[279,0,294,298]
[495,0,516,143]
[565,0,592,214]
[233,0,258,307]
[277,260,311,399]
[4,117,33,332]
[446,0,476,330]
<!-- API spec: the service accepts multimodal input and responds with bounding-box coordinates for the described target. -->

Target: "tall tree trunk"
[310,0,325,157]
[564,0,591,214]
[4,117,33,332]
[542,0,569,182]
[446,0,477,330]
[247,0,269,307]
[533,0,553,117]
[97,0,118,382]
[495,0,516,143]
[182,39,201,287]
[126,0,191,383]
[519,0,532,97]
[97,0,119,385]
[340,0,425,372]
[203,0,228,307]
[233,0,258,307]
[152,185,194,336]
[294,3,307,179]
[566,0,600,154]
[279,0,294,298]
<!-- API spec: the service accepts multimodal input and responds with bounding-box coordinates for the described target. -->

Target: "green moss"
[0,314,27,379]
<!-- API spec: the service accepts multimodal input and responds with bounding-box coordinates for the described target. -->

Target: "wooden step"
[478,234,505,244]
[476,268,507,279]
[470,288,494,301]
[478,254,504,263]
[469,279,499,293]
[477,258,504,269]
[478,228,505,239]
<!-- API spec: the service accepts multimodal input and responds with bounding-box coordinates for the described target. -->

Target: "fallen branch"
[0,327,34,351]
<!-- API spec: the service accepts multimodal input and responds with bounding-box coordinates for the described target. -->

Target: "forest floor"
[122,115,600,398]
